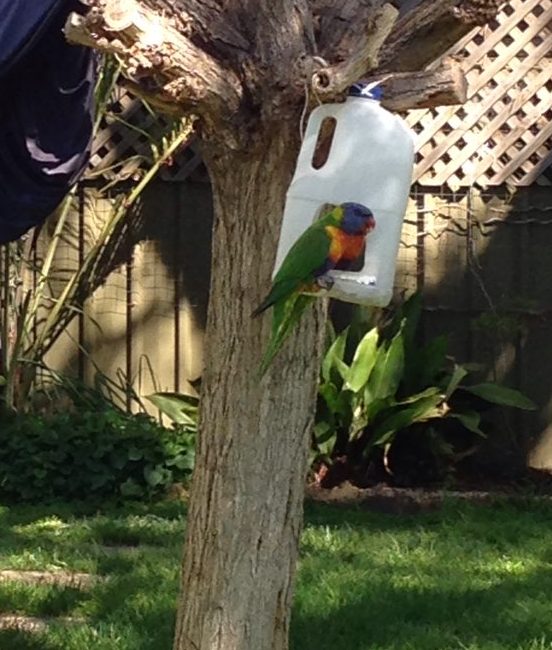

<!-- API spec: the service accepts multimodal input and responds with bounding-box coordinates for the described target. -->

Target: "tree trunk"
[173,123,325,650]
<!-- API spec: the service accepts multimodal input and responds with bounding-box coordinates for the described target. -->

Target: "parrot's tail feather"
[257,295,315,377]
[252,280,301,319]
[251,299,273,318]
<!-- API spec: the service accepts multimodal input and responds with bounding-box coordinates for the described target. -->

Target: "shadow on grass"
[2,498,552,649]
[302,499,552,555]
[84,568,179,650]
[292,566,552,650]
[0,499,187,556]
[0,499,188,526]
[294,501,552,650]
[0,630,60,650]
[0,585,88,618]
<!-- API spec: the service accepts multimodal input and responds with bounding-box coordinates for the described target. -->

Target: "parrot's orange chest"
[325,226,366,263]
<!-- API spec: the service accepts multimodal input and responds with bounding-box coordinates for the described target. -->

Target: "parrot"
[252,201,376,376]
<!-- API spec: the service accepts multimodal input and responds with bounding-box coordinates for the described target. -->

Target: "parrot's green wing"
[274,221,331,283]
[252,212,338,316]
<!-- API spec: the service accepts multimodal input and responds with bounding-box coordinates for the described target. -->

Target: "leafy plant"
[146,391,199,428]
[0,407,195,502]
[314,294,536,486]
[0,56,194,412]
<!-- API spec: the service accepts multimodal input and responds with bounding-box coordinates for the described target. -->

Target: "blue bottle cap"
[348,83,383,100]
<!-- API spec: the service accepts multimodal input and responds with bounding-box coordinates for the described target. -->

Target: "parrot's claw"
[315,274,335,291]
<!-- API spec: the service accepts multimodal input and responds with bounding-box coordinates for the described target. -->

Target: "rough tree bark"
[66,1,504,648]
[174,126,326,648]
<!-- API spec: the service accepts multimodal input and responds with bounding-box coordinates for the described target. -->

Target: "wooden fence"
[34,181,212,410]
[35,182,552,429]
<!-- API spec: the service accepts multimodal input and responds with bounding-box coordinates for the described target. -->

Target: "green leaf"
[110,450,128,469]
[366,330,404,402]
[185,447,195,470]
[418,335,449,388]
[314,421,335,445]
[399,292,423,350]
[444,364,468,400]
[127,447,143,461]
[448,411,486,437]
[322,327,349,383]
[319,383,349,417]
[90,473,110,489]
[169,454,194,471]
[346,327,379,393]
[396,387,442,405]
[363,397,392,425]
[144,466,165,487]
[463,383,537,410]
[372,394,444,446]
[318,437,335,456]
[146,392,199,426]
[120,478,144,497]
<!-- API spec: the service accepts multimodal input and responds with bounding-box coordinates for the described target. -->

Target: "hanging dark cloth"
[0,0,96,244]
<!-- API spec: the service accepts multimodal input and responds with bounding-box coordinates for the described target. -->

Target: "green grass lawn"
[1,497,552,649]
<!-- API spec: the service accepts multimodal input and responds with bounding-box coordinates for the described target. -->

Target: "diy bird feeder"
[273,83,415,307]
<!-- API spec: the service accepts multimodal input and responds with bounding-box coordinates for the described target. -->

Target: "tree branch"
[375,60,468,111]
[311,3,399,99]
[311,0,387,60]
[378,0,505,72]
[64,1,243,121]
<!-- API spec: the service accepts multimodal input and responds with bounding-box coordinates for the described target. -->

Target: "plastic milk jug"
[273,85,415,306]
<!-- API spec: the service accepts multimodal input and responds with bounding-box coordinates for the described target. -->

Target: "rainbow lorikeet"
[253,202,376,376]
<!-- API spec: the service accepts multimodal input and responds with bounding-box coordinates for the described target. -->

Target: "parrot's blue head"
[340,202,376,235]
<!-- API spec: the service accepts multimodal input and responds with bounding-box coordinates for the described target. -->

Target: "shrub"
[314,294,536,487]
[0,408,195,502]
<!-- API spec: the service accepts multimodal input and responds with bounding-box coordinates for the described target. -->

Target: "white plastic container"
[273,88,415,306]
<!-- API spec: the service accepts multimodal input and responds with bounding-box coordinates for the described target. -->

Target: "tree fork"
[65,0,486,125]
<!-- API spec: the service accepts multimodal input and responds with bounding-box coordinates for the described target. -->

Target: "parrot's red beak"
[365,216,376,233]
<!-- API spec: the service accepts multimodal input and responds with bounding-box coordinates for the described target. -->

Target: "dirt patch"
[305,482,547,514]
[0,570,104,590]
[0,614,85,633]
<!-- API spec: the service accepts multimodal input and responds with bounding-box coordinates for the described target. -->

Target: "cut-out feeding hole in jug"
[312,117,337,169]
[272,83,415,307]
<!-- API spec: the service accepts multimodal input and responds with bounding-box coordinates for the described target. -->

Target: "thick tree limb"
[65,2,243,123]
[378,0,505,72]
[311,0,388,61]
[375,61,468,111]
[232,0,315,121]
[311,4,399,98]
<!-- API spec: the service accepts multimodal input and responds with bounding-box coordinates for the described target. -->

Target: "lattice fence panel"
[406,0,552,188]
[86,86,202,183]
